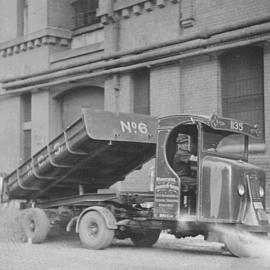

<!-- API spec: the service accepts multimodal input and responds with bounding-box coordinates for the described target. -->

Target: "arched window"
[220,46,265,143]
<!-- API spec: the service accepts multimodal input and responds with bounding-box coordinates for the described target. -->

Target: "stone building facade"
[0,0,270,206]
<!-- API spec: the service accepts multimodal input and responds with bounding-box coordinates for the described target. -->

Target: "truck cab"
[154,114,269,246]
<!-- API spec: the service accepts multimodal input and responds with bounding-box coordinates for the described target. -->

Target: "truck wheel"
[21,208,50,243]
[131,229,161,247]
[78,211,114,250]
[222,229,260,257]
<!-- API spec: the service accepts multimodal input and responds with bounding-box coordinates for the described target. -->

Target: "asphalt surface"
[1,207,270,270]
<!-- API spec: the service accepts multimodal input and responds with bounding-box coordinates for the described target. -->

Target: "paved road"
[1,208,270,270]
[1,233,270,270]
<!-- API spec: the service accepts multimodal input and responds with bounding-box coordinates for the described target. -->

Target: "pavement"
[1,207,270,270]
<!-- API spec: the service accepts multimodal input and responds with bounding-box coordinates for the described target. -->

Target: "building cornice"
[2,28,270,95]
[0,27,72,57]
[97,0,179,25]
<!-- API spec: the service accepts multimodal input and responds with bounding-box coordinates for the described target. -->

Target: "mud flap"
[76,206,117,233]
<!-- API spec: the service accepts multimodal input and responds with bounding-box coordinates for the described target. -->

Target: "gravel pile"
[0,205,24,243]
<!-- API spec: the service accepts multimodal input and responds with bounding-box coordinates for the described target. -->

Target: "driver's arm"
[189,155,197,162]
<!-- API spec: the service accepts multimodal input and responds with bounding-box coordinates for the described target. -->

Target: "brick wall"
[0,46,50,81]
[104,75,118,112]
[47,0,74,30]
[119,3,180,51]
[0,96,21,173]
[0,0,19,42]
[196,0,270,31]
[32,91,50,153]
[180,55,220,115]
[28,0,48,33]
[151,64,181,117]
[118,73,134,113]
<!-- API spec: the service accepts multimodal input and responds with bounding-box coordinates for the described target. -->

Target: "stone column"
[32,90,50,153]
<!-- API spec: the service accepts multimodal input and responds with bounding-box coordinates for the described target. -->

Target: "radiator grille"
[248,175,260,200]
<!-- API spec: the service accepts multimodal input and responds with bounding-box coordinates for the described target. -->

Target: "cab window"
[202,126,247,160]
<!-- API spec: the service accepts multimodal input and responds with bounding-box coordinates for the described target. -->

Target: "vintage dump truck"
[1,109,270,256]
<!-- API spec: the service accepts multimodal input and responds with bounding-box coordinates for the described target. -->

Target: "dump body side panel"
[2,109,157,201]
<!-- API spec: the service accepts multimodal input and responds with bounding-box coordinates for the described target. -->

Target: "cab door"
[153,127,181,220]
[153,118,199,221]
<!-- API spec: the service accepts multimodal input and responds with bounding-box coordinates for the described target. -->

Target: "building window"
[72,0,100,29]
[220,46,265,143]
[21,93,32,161]
[17,0,28,36]
[23,0,29,35]
[23,130,31,161]
[22,93,31,122]
[133,68,150,115]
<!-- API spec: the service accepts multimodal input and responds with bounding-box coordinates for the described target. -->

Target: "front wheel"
[222,229,267,257]
[78,211,114,250]
[131,229,161,247]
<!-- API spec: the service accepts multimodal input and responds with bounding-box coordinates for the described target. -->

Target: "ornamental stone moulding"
[0,28,71,58]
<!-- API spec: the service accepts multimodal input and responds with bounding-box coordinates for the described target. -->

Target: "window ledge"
[72,23,103,36]
[50,42,104,64]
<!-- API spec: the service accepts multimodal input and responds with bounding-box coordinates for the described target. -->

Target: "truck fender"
[75,206,117,233]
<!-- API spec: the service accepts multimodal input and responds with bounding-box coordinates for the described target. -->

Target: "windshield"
[202,126,247,159]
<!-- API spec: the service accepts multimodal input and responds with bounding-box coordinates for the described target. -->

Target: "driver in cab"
[173,134,197,178]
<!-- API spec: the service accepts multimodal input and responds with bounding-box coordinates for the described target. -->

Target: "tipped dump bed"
[2,109,157,201]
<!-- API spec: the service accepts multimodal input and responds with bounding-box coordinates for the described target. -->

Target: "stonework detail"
[99,0,179,25]
[0,29,71,58]
[179,0,195,28]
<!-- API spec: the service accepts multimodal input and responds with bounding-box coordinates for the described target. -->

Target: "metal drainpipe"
[3,21,270,90]
[1,33,269,97]
[107,0,121,113]
[2,14,270,84]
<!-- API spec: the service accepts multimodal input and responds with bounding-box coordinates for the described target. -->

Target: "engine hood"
[200,156,266,224]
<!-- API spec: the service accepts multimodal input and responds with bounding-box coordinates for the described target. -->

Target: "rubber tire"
[21,208,50,243]
[131,229,161,247]
[78,211,114,250]
[222,229,262,257]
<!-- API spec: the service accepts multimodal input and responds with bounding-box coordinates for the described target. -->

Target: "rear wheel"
[131,229,161,247]
[21,208,50,243]
[78,211,114,250]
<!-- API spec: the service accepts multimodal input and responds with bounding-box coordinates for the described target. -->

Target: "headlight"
[237,184,245,196]
[259,186,265,198]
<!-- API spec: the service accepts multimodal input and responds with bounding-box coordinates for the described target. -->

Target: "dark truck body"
[1,109,270,256]
[2,109,157,202]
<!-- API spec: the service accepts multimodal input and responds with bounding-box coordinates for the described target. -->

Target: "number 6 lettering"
[138,123,148,134]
